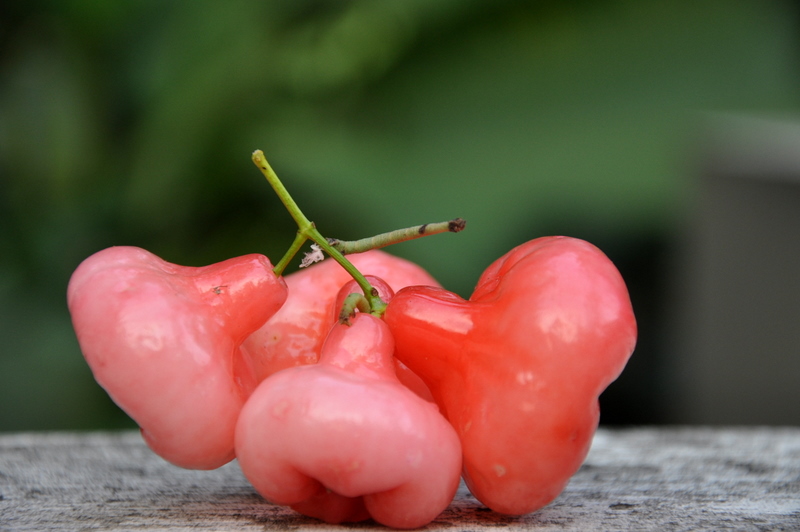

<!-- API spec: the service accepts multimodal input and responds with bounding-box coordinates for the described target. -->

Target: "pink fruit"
[235,312,462,528]
[67,246,287,469]
[384,236,637,514]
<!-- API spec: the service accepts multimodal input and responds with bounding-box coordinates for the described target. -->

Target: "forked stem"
[252,150,384,314]
[252,149,466,319]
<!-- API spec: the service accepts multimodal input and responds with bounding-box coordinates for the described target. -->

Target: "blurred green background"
[1,0,798,431]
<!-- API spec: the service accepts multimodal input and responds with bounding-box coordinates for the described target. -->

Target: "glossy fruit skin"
[235,312,462,529]
[383,236,637,515]
[333,277,434,402]
[242,250,440,383]
[67,246,287,470]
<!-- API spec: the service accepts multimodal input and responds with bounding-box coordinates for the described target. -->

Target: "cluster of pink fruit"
[67,152,636,529]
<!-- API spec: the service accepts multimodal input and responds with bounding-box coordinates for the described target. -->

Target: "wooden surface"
[1,427,798,531]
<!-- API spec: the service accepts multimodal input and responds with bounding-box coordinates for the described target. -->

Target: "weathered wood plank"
[1,428,798,530]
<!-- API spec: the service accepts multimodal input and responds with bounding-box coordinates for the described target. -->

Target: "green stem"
[328,218,466,254]
[272,232,307,277]
[252,150,385,313]
[338,292,372,325]
[311,230,387,316]
[252,150,311,230]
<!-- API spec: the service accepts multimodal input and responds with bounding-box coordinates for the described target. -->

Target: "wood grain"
[1,428,798,530]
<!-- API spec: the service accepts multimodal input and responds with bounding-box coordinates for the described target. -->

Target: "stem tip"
[449,218,467,232]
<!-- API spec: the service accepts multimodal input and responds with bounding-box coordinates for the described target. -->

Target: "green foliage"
[1,0,798,430]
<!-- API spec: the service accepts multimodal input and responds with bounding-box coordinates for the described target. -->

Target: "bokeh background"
[2,0,799,432]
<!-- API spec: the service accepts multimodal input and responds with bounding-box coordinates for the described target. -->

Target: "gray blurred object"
[670,114,800,425]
